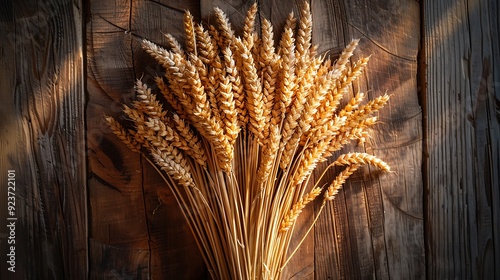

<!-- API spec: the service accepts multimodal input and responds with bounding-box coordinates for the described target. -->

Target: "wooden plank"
[310,0,424,279]
[131,1,207,278]
[424,0,500,278]
[86,0,206,278]
[0,0,86,279]
[87,1,149,277]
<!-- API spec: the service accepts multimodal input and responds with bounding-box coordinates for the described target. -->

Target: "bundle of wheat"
[106,2,390,279]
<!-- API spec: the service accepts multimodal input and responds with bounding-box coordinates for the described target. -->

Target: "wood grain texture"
[0,0,86,279]
[3,0,498,278]
[424,0,500,278]
[86,0,206,278]
[309,0,425,279]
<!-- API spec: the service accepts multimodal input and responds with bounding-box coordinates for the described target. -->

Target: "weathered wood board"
[310,0,424,279]
[0,0,87,279]
[86,0,206,278]
[424,0,500,278]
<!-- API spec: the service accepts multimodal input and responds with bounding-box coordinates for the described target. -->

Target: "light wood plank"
[311,0,424,279]
[424,0,500,278]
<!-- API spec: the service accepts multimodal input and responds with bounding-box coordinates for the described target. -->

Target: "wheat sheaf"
[106,2,390,279]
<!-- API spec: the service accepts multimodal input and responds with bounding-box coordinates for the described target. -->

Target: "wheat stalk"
[106,2,391,279]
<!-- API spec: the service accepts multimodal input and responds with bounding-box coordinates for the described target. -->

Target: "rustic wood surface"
[86,0,206,278]
[86,0,424,279]
[2,0,496,279]
[0,0,87,279]
[424,0,500,278]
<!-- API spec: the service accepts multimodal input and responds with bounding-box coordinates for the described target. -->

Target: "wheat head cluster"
[106,2,390,279]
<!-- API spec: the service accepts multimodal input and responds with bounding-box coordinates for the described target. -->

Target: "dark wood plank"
[87,1,149,277]
[86,0,206,278]
[0,0,86,279]
[424,0,500,278]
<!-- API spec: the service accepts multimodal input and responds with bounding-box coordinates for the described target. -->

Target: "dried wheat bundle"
[106,3,390,279]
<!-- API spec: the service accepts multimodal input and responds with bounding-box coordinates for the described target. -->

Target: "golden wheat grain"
[236,38,265,139]
[257,124,281,183]
[194,24,218,67]
[279,187,322,233]
[218,73,239,145]
[259,19,279,141]
[154,77,186,118]
[311,80,344,129]
[133,80,167,118]
[309,44,319,59]
[296,2,312,64]
[183,58,209,114]
[259,19,276,69]
[214,7,235,49]
[142,41,195,114]
[298,68,335,137]
[122,104,146,125]
[284,11,297,33]
[324,164,360,201]
[223,47,247,127]
[321,96,389,160]
[208,24,223,52]
[291,137,329,187]
[164,33,185,57]
[334,153,390,172]
[337,94,389,136]
[145,116,208,167]
[324,123,378,160]
[151,147,195,188]
[315,57,331,78]
[191,104,233,172]
[308,115,347,146]
[338,92,366,118]
[189,53,209,89]
[346,94,390,124]
[280,58,321,168]
[340,56,370,88]
[105,116,142,152]
[206,68,223,126]
[183,11,197,55]
[171,114,207,166]
[273,26,296,125]
[243,3,258,48]
[332,39,359,73]
[261,57,279,140]
[141,39,171,68]
[251,35,262,73]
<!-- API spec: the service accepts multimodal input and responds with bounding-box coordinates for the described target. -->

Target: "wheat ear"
[334,153,390,172]
[243,2,258,48]
[214,7,235,48]
[183,10,197,55]
[279,187,322,233]
[324,164,360,201]
[105,116,142,152]
[236,38,265,140]
[273,26,296,126]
